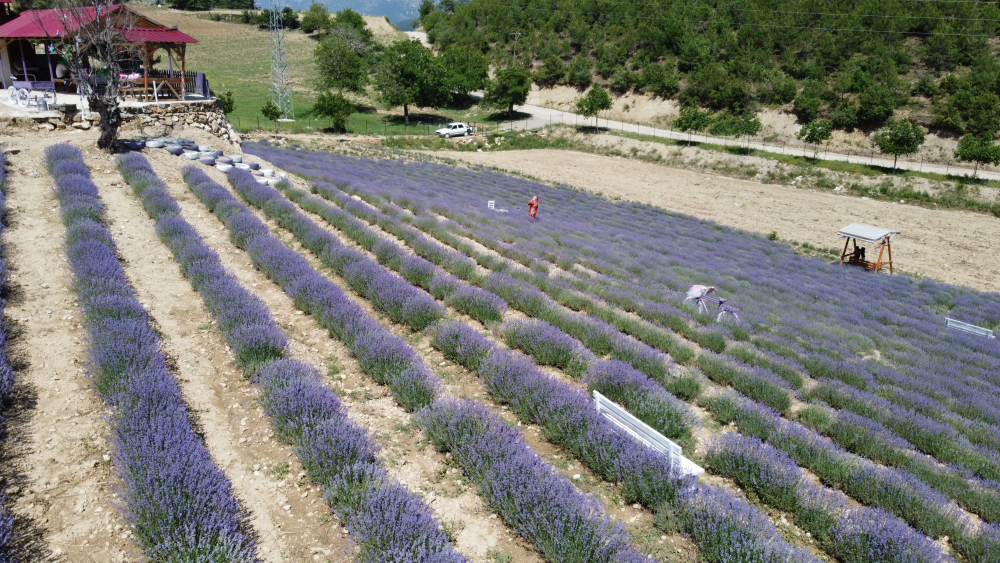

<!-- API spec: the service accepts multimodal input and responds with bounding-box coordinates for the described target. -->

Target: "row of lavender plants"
[244,145,993,556]
[458,239,1000,530]
[417,398,652,563]
[0,149,15,562]
[320,181,815,415]
[190,165,668,562]
[704,390,1000,562]
[275,182,509,325]
[705,431,955,563]
[116,154,463,562]
[298,178,798,420]
[414,196,1000,551]
[330,179,1000,521]
[239,177,701,448]
[45,145,258,561]
[258,148,1000,456]
[249,147,1000,514]
[794,401,1000,524]
[182,166,439,411]
[305,178,692,379]
[329,153,1000,466]
[428,319,816,563]
[218,167,820,562]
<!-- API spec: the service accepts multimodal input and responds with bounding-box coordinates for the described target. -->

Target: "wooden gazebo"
[0,5,197,99]
[837,223,899,273]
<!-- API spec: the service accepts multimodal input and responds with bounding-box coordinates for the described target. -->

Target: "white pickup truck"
[435,122,473,138]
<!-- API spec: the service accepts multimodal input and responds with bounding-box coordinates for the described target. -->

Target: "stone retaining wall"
[0,98,241,146]
[121,99,242,146]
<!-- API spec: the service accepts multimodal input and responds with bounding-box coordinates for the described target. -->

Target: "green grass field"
[140,7,512,136]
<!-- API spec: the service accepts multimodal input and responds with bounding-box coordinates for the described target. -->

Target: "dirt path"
[430,149,1000,293]
[92,155,351,563]
[1,142,137,562]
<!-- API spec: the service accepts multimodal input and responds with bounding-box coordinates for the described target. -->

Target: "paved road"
[488,101,999,182]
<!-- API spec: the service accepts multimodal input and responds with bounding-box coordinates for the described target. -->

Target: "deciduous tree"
[576,85,612,121]
[481,66,531,118]
[674,106,712,145]
[872,119,925,172]
[261,100,281,121]
[315,35,369,92]
[51,1,140,150]
[313,91,354,132]
[441,46,488,97]
[374,39,449,122]
[797,119,833,158]
[954,133,1000,178]
[333,8,373,43]
[300,2,330,34]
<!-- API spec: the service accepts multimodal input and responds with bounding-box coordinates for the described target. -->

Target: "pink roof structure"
[0,6,197,44]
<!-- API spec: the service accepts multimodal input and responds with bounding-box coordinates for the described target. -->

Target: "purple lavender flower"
[51,146,258,562]
[118,154,464,563]
[0,149,14,562]
[500,318,596,376]
[416,398,648,563]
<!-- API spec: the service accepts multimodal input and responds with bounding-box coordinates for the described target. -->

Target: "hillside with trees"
[418,0,1000,144]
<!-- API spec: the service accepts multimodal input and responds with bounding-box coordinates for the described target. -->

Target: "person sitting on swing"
[528,195,539,219]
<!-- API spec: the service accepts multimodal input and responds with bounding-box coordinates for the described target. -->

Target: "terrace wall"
[0,99,240,146]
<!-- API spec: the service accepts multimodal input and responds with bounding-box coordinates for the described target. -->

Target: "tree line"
[419,0,1000,173]
[300,4,551,129]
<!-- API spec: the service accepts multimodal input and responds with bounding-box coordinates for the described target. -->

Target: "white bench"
[946,318,995,339]
[487,200,508,213]
[593,390,704,477]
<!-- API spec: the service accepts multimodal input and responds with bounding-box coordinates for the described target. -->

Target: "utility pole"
[510,31,522,65]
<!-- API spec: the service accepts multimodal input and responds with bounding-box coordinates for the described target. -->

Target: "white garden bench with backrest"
[945,318,995,339]
[593,390,704,477]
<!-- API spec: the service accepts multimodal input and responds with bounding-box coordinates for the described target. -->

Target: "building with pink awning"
[0,4,199,99]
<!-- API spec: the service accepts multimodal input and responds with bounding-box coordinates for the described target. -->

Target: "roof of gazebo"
[0,5,197,44]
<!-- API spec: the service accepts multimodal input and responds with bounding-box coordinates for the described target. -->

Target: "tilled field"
[0,126,998,563]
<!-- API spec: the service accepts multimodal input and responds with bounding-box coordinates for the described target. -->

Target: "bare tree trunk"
[403,103,409,123]
[89,94,122,150]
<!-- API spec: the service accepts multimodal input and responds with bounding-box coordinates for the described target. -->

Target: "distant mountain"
[278,0,419,25]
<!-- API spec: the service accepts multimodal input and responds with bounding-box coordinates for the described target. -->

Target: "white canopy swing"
[837,223,900,273]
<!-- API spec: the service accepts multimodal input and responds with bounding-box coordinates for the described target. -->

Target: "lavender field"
[237,141,1000,563]
[2,132,999,563]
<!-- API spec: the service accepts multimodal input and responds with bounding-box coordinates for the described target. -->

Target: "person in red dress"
[528,195,539,219]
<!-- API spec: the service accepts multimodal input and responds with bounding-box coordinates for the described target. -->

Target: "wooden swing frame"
[837,223,899,274]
